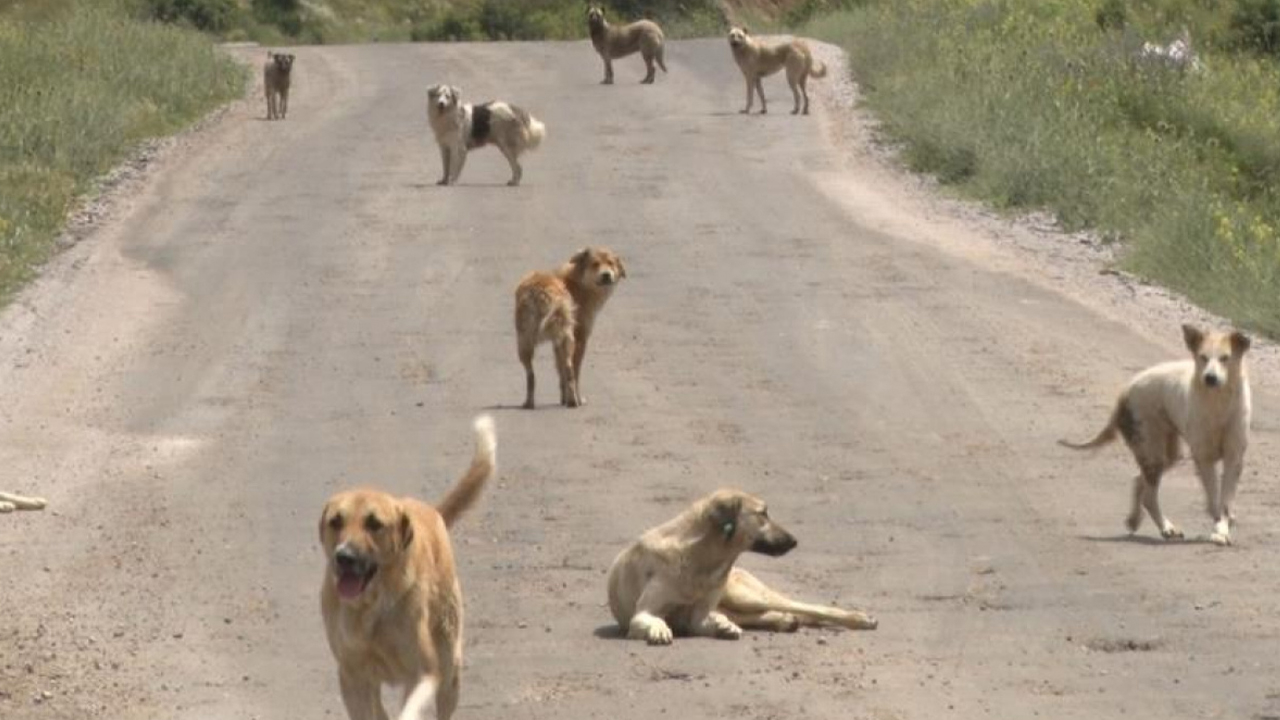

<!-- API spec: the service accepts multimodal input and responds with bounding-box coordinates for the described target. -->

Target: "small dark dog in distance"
[264,51,295,120]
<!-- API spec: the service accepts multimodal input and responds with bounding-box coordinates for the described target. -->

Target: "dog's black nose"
[1205,374,1221,387]
[335,546,361,570]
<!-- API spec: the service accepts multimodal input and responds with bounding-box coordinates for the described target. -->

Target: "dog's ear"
[1230,330,1252,356]
[318,501,333,545]
[570,247,592,269]
[398,507,415,552]
[741,25,751,35]
[708,495,742,541]
[1182,324,1204,354]
[616,257,627,279]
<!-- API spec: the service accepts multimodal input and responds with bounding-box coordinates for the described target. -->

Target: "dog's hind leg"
[0,491,45,512]
[499,145,522,186]
[788,74,802,115]
[800,72,811,115]
[570,328,591,406]
[555,336,579,407]
[721,568,877,630]
[729,610,801,632]
[755,77,768,114]
[1125,474,1145,533]
[1139,462,1182,539]
[641,52,656,84]
[519,339,536,409]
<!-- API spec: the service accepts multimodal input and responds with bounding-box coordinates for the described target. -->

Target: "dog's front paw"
[507,179,520,187]
[1160,523,1184,540]
[1210,532,1232,546]
[646,623,674,645]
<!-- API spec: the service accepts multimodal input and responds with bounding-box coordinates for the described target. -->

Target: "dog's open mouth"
[336,564,377,600]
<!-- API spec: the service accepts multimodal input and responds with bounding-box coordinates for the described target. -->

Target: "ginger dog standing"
[514,247,625,409]
[727,27,826,115]
[319,416,496,720]
[1061,324,1252,545]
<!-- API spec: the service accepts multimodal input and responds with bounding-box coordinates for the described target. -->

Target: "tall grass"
[0,4,244,299]
[804,0,1280,336]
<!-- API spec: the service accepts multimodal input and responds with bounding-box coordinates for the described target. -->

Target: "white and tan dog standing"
[319,416,496,720]
[426,84,545,186]
[587,6,667,84]
[608,489,877,645]
[1061,324,1252,545]
[727,27,827,115]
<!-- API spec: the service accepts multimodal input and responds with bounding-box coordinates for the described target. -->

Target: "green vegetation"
[0,2,244,298]
[131,0,727,44]
[802,0,1280,336]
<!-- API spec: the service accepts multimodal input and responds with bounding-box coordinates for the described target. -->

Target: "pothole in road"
[1085,637,1163,653]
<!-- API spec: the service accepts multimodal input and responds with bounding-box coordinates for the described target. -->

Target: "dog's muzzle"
[333,545,377,601]
[1203,372,1222,388]
[751,532,798,557]
[598,272,615,286]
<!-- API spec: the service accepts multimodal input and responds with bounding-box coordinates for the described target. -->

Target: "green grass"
[802,0,1280,337]
[0,2,244,300]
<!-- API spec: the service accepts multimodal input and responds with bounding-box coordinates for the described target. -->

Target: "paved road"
[2,39,1280,720]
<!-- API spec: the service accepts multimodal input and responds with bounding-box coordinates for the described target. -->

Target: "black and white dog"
[426,84,546,186]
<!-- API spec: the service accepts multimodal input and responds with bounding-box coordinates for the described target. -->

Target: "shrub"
[144,0,239,33]
[1229,0,1280,55]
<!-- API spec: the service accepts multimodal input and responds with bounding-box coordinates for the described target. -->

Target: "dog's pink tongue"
[337,574,364,600]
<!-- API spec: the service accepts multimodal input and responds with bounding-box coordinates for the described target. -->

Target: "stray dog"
[0,491,46,513]
[319,416,496,720]
[607,488,878,645]
[727,27,827,115]
[264,51,294,120]
[514,247,625,409]
[587,6,667,84]
[426,84,545,186]
[1060,324,1251,545]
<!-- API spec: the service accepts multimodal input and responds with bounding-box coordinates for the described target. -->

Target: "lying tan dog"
[264,51,294,121]
[607,489,878,645]
[319,416,496,720]
[0,491,46,513]
[514,247,625,409]
[1061,324,1251,545]
[727,27,827,115]
[587,6,667,84]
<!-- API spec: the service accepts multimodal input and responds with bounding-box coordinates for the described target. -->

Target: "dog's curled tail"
[437,415,497,528]
[810,59,828,79]
[526,116,546,151]
[1058,401,1123,451]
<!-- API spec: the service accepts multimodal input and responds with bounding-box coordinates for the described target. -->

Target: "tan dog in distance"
[319,416,496,720]
[587,6,667,84]
[1060,324,1252,545]
[264,51,294,120]
[608,489,878,645]
[514,247,625,409]
[727,27,827,115]
[0,490,46,513]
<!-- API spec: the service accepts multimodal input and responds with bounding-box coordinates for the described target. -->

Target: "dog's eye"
[1199,354,1209,363]
[1219,355,1230,363]
[760,508,769,518]
[364,514,385,532]
[328,514,344,531]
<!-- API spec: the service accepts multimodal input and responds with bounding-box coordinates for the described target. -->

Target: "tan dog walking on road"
[319,416,496,720]
[608,489,878,645]
[727,27,827,115]
[1060,324,1252,545]
[514,247,625,409]
[264,51,294,120]
[587,6,667,84]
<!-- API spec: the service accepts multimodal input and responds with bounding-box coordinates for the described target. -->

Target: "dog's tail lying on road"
[437,415,498,527]
[0,491,46,513]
